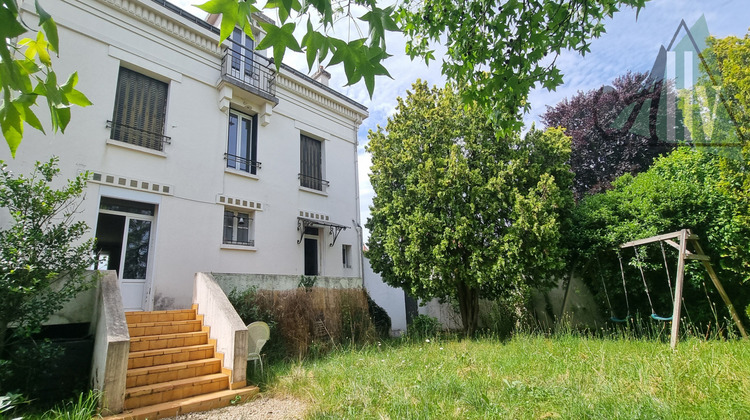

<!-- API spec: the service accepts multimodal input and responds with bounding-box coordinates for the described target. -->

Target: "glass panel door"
[119,216,153,311]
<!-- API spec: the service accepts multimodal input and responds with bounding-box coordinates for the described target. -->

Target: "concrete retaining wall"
[212,273,362,295]
[89,270,129,415]
[193,272,248,388]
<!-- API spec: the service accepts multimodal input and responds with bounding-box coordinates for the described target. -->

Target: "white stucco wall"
[1,0,367,310]
[363,258,407,333]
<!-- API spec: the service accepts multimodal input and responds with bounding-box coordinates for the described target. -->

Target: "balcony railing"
[223,239,255,247]
[224,153,261,174]
[107,120,171,152]
[299,173,330,192]
[221,49,276,100]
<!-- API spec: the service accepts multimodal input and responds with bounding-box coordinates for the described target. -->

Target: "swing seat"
[650,313,673,322]
[610,315,631,323]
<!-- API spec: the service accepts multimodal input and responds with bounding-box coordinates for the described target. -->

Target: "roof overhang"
[297,217,348,247]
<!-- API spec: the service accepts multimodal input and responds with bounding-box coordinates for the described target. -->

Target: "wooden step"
[124,373,229,410]
[129,331,208,352]
[126,358,223,388]
[127,319,203,337]
[128,344,216,369]
[126,309,196,324]
[104,386,259,420]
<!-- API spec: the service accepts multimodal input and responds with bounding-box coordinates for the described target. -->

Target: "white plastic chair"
[247,321,270,374]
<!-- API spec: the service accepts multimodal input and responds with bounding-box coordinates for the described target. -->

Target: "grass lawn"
[265,335,750,419]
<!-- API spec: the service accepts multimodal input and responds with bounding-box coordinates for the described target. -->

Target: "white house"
[3,0,369,312]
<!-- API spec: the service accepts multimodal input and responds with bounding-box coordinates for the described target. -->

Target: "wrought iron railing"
[107,120,171,151]
[223,239,255,247]
[298,173,330,192]
[224,153,261,174]
[221,49,276,99]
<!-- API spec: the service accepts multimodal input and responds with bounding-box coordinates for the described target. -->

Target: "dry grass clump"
[233,287,375,359]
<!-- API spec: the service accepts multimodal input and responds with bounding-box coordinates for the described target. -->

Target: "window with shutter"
[300,134,326,191]
[110,67,169,151]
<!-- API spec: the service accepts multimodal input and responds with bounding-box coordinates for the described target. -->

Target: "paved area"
[168,395,307,419]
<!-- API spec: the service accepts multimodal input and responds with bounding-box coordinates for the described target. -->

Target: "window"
[226,110,259,174]
[300,134,328,191]
[342,244,352,268]
[110,67,169,151]
[230,28,254,81]
[223,209,254,246]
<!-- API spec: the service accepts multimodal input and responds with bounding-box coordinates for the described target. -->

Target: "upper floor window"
[109,67,169,151]
[299,134,328,191]
[230,28,254,82]
[226,110,259,174]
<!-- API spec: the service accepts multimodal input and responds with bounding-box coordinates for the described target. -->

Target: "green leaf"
[301,19,329,69]
[0,102,24,158]
[18,102,44,133]
[36,0,58,53]
[358,6,399,48]
[265,0,301,24]
[256,22,301,69]
[303,0,333,27]
[0,6,25,39]
[328,38,364,84]
[194,0,239,41]
[64,89,91,107]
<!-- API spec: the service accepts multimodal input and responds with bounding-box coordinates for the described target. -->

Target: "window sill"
[299,186,328,197]
[221,244,257,252]
[106,139,167,158]
[225,167,259,180]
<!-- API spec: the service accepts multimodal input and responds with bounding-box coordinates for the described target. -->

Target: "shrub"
[0,158,95,395]
[408,314,441,339]
[366,293,392,338]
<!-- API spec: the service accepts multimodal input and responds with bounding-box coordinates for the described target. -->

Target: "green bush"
[0,158,95,390]
[408,314,441,339]
[366,293,391,339]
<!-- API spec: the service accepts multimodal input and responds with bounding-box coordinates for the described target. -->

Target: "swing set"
[599,229,747,349]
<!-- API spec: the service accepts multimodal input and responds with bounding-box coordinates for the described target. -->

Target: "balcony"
[221,49,277,102]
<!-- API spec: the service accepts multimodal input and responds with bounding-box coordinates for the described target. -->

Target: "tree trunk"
[457,283,479,337]
[0,320,8,360]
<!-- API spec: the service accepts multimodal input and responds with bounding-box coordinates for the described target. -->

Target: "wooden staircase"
[106,308,258,419]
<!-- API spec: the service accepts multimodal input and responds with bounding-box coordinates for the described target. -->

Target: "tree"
[0,0,91,157]
[0,157,95,359]
[365,81,573,335]
[686,32,750,282]
[542,72,676,200]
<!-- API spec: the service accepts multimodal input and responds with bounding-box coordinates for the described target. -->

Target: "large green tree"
[365,82,573,335]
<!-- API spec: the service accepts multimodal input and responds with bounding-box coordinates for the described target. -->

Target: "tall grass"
[267,332,750,419]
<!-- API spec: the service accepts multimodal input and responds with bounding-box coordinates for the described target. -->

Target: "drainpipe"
[353,117,365,287]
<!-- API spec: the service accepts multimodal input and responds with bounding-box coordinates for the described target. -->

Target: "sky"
[172,0,750,240]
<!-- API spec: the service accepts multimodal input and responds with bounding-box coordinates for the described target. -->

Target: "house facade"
[4,0,368,311]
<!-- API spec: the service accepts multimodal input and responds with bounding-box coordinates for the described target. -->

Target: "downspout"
[353,116,365,287]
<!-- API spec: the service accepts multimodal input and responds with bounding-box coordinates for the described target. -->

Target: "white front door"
[95,198,156,311]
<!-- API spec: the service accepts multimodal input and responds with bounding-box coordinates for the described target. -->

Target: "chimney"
[311,65,331,87]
